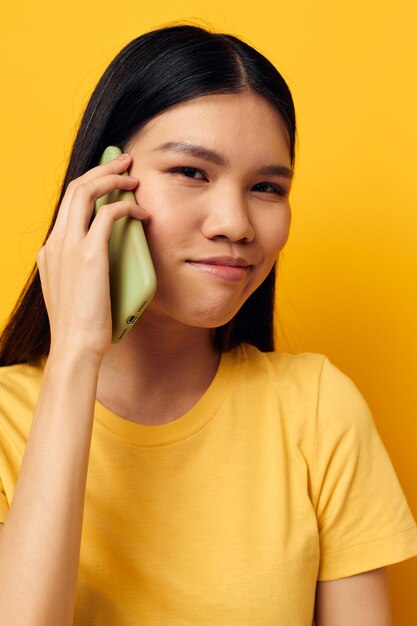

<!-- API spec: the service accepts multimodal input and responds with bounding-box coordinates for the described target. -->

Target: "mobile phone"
[93,145,157,343]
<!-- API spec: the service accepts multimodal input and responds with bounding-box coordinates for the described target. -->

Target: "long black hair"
[0,22,297,366]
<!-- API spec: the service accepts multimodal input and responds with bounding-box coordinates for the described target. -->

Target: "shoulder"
[0,359,46,426]
[229,344,373,431]
[229,342,332,392]
[231,341,327,370]
[0,359,46,394]
[237,345,366,401]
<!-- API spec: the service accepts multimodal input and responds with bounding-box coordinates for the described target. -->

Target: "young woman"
[0,23,416,626]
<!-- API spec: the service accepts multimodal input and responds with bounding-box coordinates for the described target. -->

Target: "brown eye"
[170,167,207,180]
[253,182,287,197]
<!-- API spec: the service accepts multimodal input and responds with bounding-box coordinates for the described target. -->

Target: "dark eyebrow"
[152,142,294,180]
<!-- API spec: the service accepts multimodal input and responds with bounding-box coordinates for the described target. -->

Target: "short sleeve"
[313,356,417,581]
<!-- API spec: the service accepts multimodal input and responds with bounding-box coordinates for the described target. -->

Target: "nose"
[201,189,255,243]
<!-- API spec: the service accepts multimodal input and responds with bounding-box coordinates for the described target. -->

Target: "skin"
[95,90,293,425]
[314,567,392,625]
[94,91,393,622]
[0,90,393,624]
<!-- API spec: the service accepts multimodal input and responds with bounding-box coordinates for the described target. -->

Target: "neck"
[96,316,221,425]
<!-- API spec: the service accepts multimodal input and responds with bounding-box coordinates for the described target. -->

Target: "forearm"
[0,349,102,625]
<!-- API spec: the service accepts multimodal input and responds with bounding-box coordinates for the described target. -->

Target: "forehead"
[129,91,291,160]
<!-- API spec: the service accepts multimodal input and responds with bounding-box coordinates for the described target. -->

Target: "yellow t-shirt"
[1,343,417,625]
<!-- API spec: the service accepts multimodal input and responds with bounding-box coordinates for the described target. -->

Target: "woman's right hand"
[36,153,147,360]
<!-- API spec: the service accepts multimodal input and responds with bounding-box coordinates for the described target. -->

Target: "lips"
[186,256,253,282]
[187,256,252,268]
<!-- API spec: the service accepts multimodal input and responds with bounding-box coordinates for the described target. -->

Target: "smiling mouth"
[187,255,252,267]
[186,259,252,282]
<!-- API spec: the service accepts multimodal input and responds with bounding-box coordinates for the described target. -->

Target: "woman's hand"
[36,153,147,359]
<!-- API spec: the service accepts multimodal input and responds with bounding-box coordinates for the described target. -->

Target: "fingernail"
[116,153,130,160]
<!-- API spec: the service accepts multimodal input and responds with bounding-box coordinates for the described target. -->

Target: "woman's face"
[126,90,293,329]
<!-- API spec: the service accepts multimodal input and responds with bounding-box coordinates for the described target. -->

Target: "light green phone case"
[93,145,157,342]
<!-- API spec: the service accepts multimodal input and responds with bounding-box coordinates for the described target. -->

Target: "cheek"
[134,171,173,214]
[134,171,202,231]
[258,210,291,261]
[132,174,194,271]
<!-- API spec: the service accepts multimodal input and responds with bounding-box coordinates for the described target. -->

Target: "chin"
[182,301,244,329]
[142,295,242,330]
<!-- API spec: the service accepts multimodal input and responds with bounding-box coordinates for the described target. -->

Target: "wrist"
[45,345,104,375]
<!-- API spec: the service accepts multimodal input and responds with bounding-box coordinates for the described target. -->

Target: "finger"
[50,154,133,240]
[86,201,149,250]
[63,173,140,241]
[78,152,132,184]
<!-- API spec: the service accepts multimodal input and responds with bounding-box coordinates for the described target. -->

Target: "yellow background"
[1,0,416,621]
